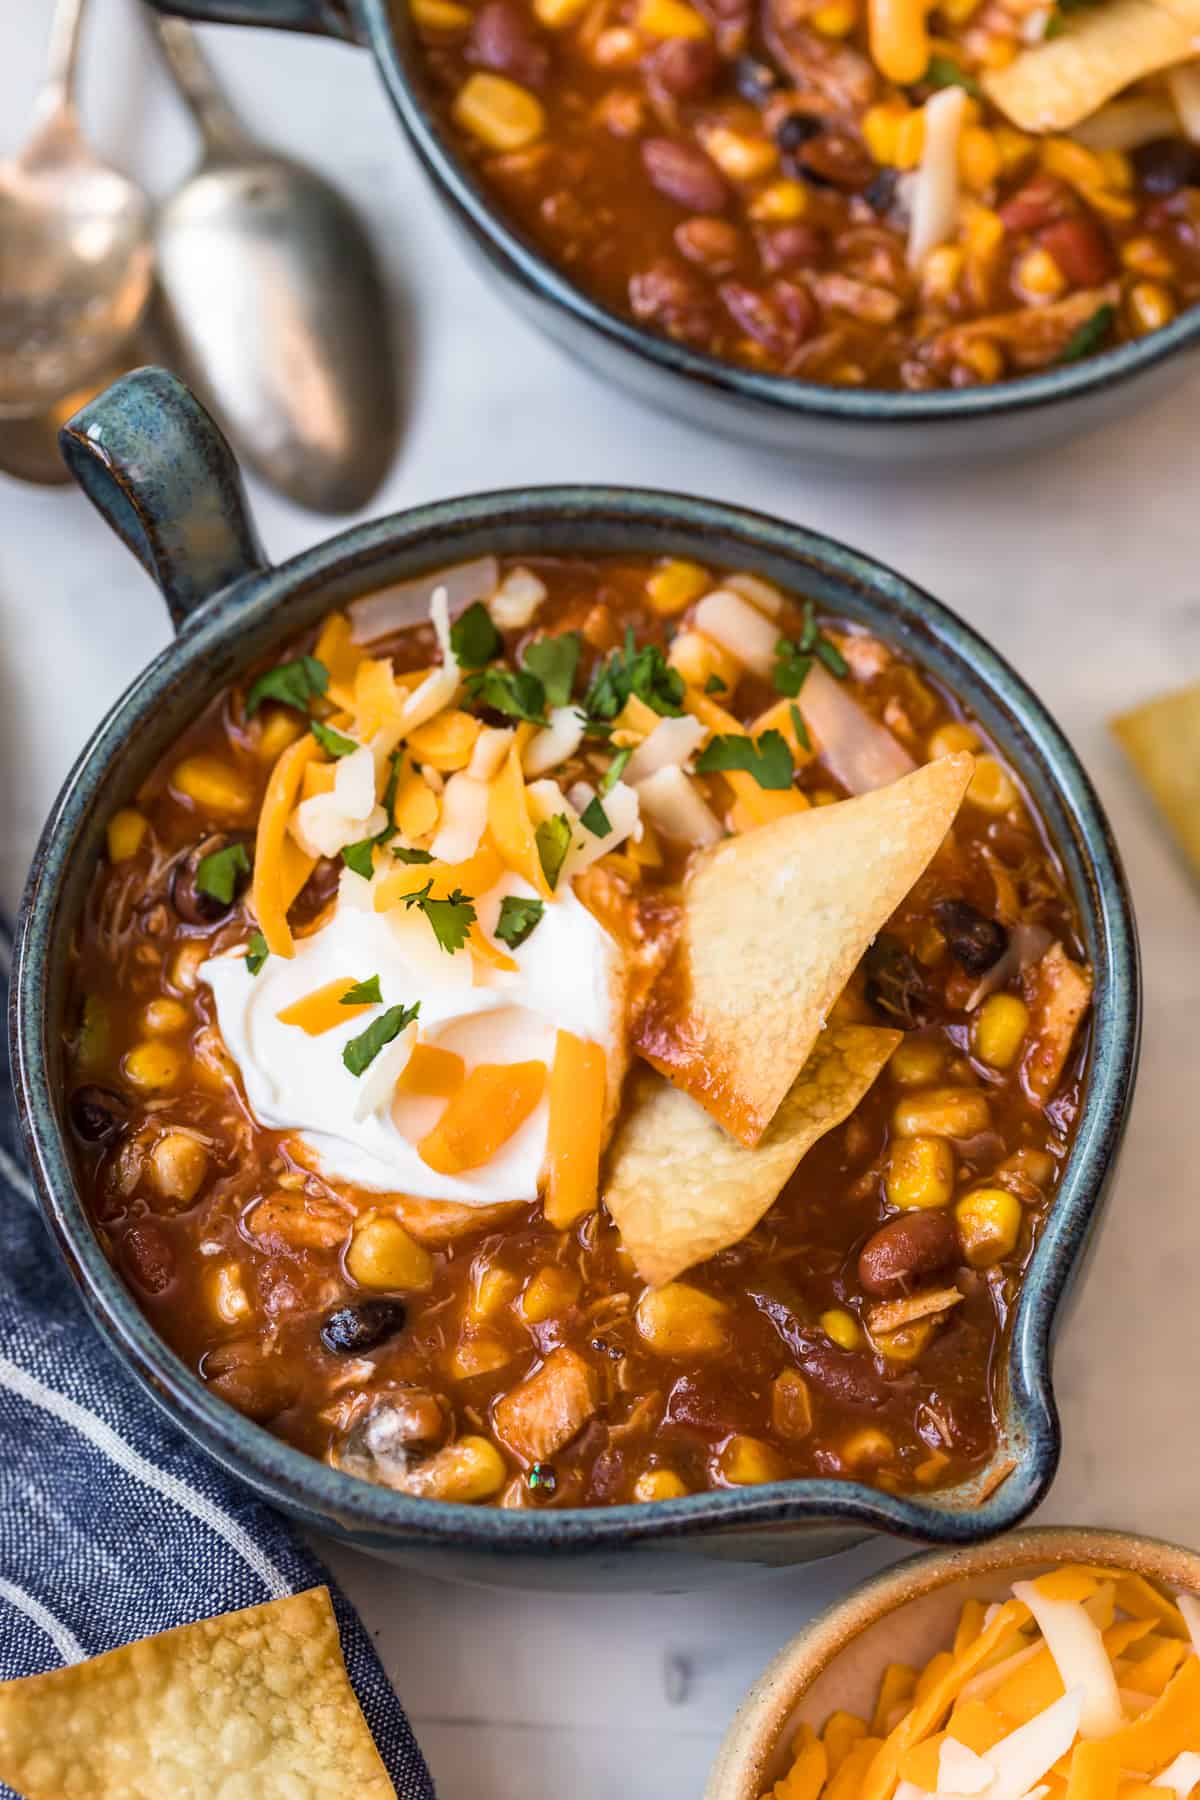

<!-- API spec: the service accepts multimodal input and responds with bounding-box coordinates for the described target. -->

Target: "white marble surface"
[3,4,1199,1795]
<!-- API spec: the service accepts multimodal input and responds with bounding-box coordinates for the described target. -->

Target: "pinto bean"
[122,1220,176,1296]
[1037,215,1114,288]
[756,221,828,273]
[646,35,719,100]
[999,175,1075,236]
[796,130,874,191]
[468,0,551,87]
[719,278,816,357]
[641,137,730,213]
[858,1211,960,1298]
[675,215,742,273]
[629,257,718,344]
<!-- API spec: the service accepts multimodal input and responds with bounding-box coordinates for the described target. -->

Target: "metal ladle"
[0,0,155,418]
[151,16,399,515]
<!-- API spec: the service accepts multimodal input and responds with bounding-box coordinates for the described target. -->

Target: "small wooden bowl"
[705,1526,1200,1800]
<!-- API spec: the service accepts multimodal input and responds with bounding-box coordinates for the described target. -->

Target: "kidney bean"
[69,1085,129,1147]
[756,221,828,274]
[629,258,717,344]
[719,279,815,357]
[468,0,550,88]
[800,1344,890,1411]
[641,137,730,213]
[675,215,742,273]
[858,1211,960,1298]
[998,175,1075,235]
[796,131,874,192]
[646,35,719,101]
[122,1220,176,1296]
[1133,137,1200,196]
[170,833,250,927]
[1037,215,1114,288]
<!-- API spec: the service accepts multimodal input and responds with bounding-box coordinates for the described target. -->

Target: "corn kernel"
[1016,246,1066,300]
[993,125,1033,175]
[958,337,1005,384]
[107,808,148,863]
[718,1435,787,1485]
[347,1215,434,1291]
[255,708,304,762]
[967,753,1019,813]
[141,996,189,1036]
[893,1086,991,1140]
[635,0,709,34]
[885,1134,956,1210]
[169,943,207,995]
[171,755,252,817]
[889,1037,945,1087]
[1128,281,1175,337]
[411,0,471,24]
[962,203,1004,264]
[895,109,927,169]
[636,1282,729,1357]
[973,993,1029,1070]
[123,1041,183,1092]
[1040,137,1108,193]
[959,127,1000,193]
[1121,236,1174,279]
[646,560,709,615]
[863,104,906,167]
[842,1427,895,1467]
[633,1467,690,1501]
[927,720,979,759]
[590,25,642,64]
[534,0,588,25]
[940,0,979,20]
[771,1369,813,1440]
[449,1333,514,1380]
[956,1186,1022,1268]
[700,125,778,182]
[453,73,546,151]
[469,1265,521,1321]
[973,31,1015,69]
[812,0,857,33]
[873,1319,936,1364]
[821,1308,863,1351]
[922,245,964,303]
[211,1262,251,1325]
[417,1436,507,1502]
[149,1132,209,1206]
[521,1265,581,1323]
[747,183,809,229]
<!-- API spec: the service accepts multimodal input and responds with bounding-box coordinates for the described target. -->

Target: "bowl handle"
[141,0,361,39]
[60,367,269,634]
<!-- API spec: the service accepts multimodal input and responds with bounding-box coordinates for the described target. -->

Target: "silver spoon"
[150,16,399,516]
[0,0,155,418]
[0,315,172,488]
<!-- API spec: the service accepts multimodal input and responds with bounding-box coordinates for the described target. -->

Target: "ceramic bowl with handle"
[705,1525,1200,1799]
[142,0,1200,464]
[10,367,1139,1589]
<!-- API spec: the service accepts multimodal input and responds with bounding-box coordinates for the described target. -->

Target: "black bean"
[69,1085,129,1146]
[320,1300,408,1355]
[773,112,823,154]
[932,898,1008,975]
[864,168,898,215]
[1132,138,1200,196]
[170,833,250,927]
[863,934,927,1028]
[734,54,779,104]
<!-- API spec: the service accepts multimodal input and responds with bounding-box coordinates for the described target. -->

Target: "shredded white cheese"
[907,86,968,272]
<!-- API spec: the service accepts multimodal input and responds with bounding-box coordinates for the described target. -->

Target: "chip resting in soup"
[67,554,1093,1508]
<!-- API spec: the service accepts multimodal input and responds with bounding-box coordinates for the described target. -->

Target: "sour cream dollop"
[202,873,618,1206]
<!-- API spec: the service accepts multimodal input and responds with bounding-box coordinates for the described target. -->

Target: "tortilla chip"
[0,1587,394,1800]
[983,0,1200,133]
[634,754,972,1147]
[604,1023,900,1285]
[1111,680,1200,879]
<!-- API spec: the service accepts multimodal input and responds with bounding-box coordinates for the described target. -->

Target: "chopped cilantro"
[921,55,982,96]
[579,795,611,837]
[584,628,684,721]
[244,932,269,976]
[450,601,503,670]
[342,1002,420,1077]
[341,975,382,1006]
[391,845,435,864]
[245,654,328,718]
[1057,303,1116,364]
[774,639,813,698]
[789,702,812,754]
[600,746,631,794]
[380,749,403,831]
[195,841,251,904]
[341,838,376,880]
[310,719,358,758]
[495,895,544,950]
[401,881,477,954]
[776,602,847,691]
[704,673,728,695]
[522,632,581,709]
[464,666,549,725]
[535,813,572,891]
[695,729,794,791]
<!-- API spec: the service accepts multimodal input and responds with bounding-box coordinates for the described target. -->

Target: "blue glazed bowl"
[145,0,1200,463]
[11,368,1139,1589]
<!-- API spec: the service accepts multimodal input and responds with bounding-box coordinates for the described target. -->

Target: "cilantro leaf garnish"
[343,1002,420,1077]
[341,838,376,880]
[695,730,794,791]
[774,640,814,698]
[535,814,572,891]
[245,654,328,718]
[310,719,358,758]
[579,795,611,837]
[245,932,269,976]
[402,881,477,954]
[380,749,403,831]
[584,628,684,721]
[789,702,812,754]
[391,845,435,864]
[464,667,549,725]
[342,975,382,1006]
[600,746,631,794]
[1057,303,1116,364]
[495,895,545,950]
[776,601,847,690]
[450,601,503,670]
[522,632,581,709]
[921,54,982,96]
[195,841,251,904]
[704,673,728,695]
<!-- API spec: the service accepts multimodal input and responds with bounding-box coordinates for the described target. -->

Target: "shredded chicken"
[492,1347,598,1464]
[1022,941,1094,1103]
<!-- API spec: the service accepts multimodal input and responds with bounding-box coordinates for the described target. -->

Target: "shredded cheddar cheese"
[252,735,322,958]
[543,1028,606,1227]
[276,979,376,1036]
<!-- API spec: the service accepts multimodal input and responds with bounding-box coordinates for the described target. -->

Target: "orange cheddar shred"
[418,1062,547,1175]
[374,845,504,915]
[487,748,552,896]
[252,735,321,958]
[407,709,481,771]
[394,1044,466,1099]
[313,611,365,710]
[276,979,375,1035]
[543,1030,606,1228]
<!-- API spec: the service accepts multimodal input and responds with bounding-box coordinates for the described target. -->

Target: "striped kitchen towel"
[0,922,434,1798]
